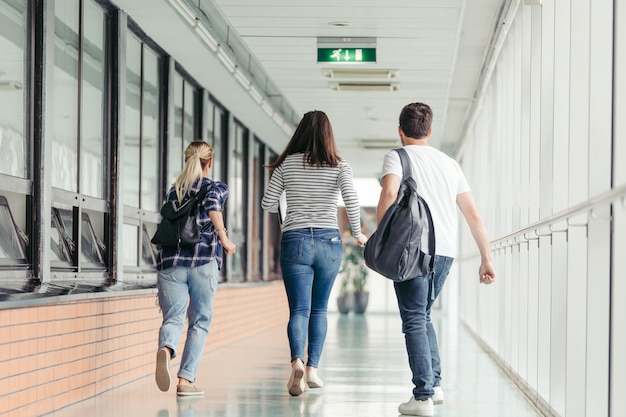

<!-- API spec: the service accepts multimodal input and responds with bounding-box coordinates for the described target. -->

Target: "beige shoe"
[155,348,171,392]
[306,367,324,388]
[287,359,306,396]
[176,384,204,397]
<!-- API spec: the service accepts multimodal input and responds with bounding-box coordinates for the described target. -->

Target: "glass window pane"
[80,214,105,266]
[80,0,106,198]
[123,32,141,207]
[249,139,262,281]
[0,0,27,178]
[0,200,26,263]
[168,74,184,185]
[122,223,139,266]
[52,0,80,192]
[183,82,194,145]
[227,124,245,281]
[212,106,223,181]
[205,100,214,142]
[141,223,157,266]
[141,48,160,212]
[50,210,72,265]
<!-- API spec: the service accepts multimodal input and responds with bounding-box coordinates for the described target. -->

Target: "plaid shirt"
[156,177,229,271]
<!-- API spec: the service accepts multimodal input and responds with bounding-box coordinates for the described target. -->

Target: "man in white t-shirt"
[376,102,496,417]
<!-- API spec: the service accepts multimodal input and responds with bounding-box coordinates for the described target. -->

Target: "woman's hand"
[355,235,368,247]
[222,238,237,255]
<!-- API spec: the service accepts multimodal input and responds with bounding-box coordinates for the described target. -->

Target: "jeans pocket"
[281,236,304,260]
[321,237,342,263]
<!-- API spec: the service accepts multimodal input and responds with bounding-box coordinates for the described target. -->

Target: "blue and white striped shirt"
[261,153,362,237]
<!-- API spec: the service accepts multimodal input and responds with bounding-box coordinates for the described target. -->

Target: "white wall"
[456,1,622,416]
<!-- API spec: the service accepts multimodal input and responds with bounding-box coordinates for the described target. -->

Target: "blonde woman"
[154,141,236,397]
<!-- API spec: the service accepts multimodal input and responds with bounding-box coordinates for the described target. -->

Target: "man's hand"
[479,260,496,284]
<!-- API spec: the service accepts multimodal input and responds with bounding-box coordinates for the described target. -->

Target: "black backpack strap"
[396,147,437,280]
[395,147,412,180]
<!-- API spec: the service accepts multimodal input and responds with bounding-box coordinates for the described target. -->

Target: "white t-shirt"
[380,145,471,257]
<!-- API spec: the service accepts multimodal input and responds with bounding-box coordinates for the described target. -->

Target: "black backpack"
[364,147,436,282]
[151,186,209,248]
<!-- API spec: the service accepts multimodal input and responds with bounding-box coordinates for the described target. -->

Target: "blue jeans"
[393,255,454,400]
[280,228,342,367]
[157,261,219,383]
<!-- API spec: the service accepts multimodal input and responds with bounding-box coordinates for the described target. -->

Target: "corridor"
[44,312,542,417]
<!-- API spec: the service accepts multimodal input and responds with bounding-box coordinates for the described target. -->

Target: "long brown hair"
[174,141,214,203]
[267,110,340,169]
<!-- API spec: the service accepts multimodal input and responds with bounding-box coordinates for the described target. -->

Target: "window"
[226,121,248,282]
[52,0,107,197]
[168,70,199,185]
[265,150,281,280]
[249,137,264,282]
[122,24,164,278]
[48,0,110,283]
[0,0,28,179]
[0,196,27,268]
[205,98,226,182]
[50,207,106,274]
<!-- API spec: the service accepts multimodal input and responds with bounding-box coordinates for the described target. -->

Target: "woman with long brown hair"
[262,111,367,396]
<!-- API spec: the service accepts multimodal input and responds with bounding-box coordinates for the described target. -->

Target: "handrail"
[490,184,626,247]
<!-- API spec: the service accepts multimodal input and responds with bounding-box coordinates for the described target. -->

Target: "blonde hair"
[174,141,214,203]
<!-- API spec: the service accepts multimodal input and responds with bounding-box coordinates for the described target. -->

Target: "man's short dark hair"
[399,103,433,139]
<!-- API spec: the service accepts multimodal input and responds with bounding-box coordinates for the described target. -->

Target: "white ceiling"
[116,0,503,178]
[208,0,503,177]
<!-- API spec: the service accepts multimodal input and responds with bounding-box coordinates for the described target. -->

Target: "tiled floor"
[45,312,543,417]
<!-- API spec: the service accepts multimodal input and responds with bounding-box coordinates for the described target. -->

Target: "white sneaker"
[398,396,434,416]
[432,386,444,405]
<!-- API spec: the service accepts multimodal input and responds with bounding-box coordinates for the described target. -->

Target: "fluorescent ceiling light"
[194,23,218,52]
[329,82,398,92]
[169,0,197,27]
[0,81,23,91]
[234,67,251,90]
[357,138,400,149]
[272,112,284,126]
[248,85,263,104]
[261,101,273,117]
[282,123,294,136]
[323,69,398,79]
[216,47,235,73]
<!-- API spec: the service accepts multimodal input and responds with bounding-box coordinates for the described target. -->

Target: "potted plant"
[339,242,369,314]
[336,273,353,314]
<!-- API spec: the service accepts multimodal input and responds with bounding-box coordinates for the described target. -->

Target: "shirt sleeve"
[205,181,228,212]
[261,165,284,213]
[454,161,471,195]
[338,161,362,238]
[380,149,403,182]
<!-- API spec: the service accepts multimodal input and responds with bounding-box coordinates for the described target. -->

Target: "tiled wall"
[0,282,288,417]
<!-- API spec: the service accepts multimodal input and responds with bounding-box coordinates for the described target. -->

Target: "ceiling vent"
[358,138,400,149]
[322,68,398,79]
[330,82,398,92]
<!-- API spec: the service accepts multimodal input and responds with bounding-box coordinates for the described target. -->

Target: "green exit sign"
[317,47,376,63]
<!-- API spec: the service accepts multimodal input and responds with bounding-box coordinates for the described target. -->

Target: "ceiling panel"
[194,0,504,177]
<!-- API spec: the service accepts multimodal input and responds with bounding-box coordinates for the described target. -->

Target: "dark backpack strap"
[396,147,437,278]
[395,147,412,180]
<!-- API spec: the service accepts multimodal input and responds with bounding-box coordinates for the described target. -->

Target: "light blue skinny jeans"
[157,261,218,383]
[280,228,343,368]
[393,255,454,400]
